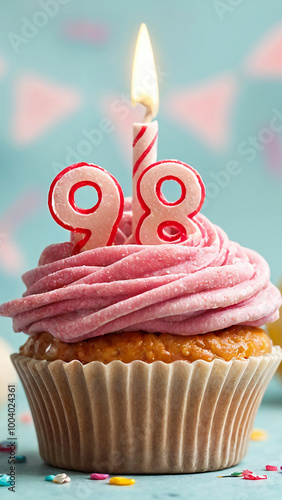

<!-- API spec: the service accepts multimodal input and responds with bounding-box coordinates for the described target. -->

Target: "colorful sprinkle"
[0,441,16,452]
[242,469,252,475]
[109,477,135,486]
[242,470,267,480]
[15,455,26,463]
[53,473,71,484]
[0,440,11,447]
[251,429,268,441]
[45,475,55,482]
[217,471,243,478]
[90,473,109,480]
[244,475,267,481]
[0,474,11,486]
[265,465,278,471]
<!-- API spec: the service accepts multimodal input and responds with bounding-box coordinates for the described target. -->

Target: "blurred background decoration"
[1,0,282,356]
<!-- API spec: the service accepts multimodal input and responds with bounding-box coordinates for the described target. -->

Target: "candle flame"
[131,23,159,122]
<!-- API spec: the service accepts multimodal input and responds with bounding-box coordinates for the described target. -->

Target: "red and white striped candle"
[132,120,158,236]
[131,24,159,238]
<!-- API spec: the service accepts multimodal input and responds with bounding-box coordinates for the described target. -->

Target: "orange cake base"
[20,325,272,364]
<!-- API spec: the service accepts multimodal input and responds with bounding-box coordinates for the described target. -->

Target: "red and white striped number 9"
[48,163,124,254]
[135,160,205,245]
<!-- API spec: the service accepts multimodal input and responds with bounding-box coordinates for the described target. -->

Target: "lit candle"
[131,23,159,238]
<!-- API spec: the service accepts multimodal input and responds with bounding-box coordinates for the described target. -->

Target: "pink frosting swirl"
[0,206,280,343]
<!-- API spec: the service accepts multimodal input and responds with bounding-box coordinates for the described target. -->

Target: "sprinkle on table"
[45,475,55,482]
[218,469,269,480]
[0,441,16,452]
[265,465,278,471]
[242,470,267,480]
[15,455,26,463]
[109,477,135,486]
[217,471,243,478]
[52,473,71,484]
[90,473,109,480]
[0,474,11,487]
[250,429,268,441]
[242,469,252,475]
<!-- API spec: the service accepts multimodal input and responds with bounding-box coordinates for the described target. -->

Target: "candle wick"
[143,105,153,124]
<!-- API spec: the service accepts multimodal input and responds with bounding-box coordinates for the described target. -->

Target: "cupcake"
[0,184,281,474]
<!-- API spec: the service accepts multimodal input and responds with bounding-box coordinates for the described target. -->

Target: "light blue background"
[1,3,282,497]
[1,1,282,351]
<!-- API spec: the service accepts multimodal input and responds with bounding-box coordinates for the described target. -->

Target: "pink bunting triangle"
[0,190,41,274]
[11,75,82,145]
[62,20,110,45]
[263,131,282,176]
[245,23,282,78]
[165,73,238,150]
[0,236,25,275]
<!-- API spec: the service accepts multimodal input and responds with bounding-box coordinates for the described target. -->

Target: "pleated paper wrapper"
[12,348,282,474]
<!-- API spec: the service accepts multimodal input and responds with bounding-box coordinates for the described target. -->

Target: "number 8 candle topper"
[136,160,205,245]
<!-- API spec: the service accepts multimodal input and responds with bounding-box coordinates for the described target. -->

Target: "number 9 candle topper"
[48,162,124,254]
[135,160,205,245]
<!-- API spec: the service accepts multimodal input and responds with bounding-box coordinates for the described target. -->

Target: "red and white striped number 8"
[135,160,205,245]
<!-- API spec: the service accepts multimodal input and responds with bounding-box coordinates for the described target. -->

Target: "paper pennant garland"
[165,73,238,150]
[11,75,82,145]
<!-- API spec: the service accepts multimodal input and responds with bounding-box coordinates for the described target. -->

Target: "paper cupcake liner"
[12,347,282,474]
